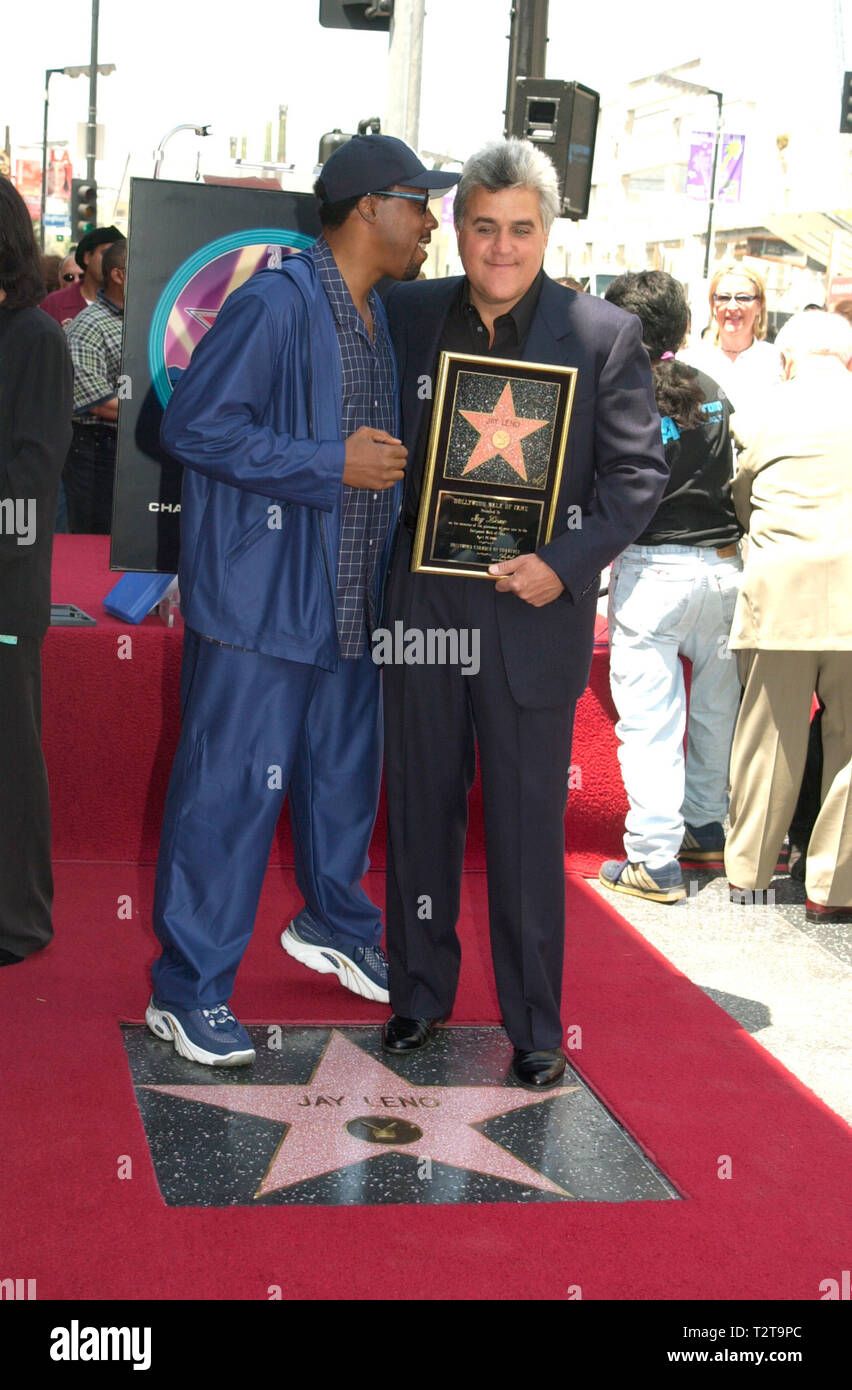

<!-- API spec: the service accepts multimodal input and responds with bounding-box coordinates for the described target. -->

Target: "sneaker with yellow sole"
[599,858,687,904]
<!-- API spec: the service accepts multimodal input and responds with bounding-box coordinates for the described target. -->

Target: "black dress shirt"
[403,270,544,529]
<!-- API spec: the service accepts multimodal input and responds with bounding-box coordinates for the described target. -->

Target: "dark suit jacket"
[0,307,72,638]
[386,274,669,706]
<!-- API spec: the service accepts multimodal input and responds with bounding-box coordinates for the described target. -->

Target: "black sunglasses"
[370,190,431,214]
[61,272,82,283]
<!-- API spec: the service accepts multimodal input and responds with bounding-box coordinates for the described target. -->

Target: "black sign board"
[111,178,320,572]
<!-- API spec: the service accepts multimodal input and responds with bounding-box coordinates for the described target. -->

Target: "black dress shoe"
[382,1014,441,1052]
[511,1048,566,1090]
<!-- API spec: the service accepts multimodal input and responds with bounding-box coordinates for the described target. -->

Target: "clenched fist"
[343,427,407,490]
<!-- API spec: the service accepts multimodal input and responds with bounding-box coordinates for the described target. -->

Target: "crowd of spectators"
[597,270,852,923]
[1,164,851,983]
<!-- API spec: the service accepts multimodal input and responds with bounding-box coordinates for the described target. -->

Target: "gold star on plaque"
[458,381,549,481]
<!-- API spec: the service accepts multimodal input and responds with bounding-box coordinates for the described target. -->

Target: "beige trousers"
[725,649,852,905]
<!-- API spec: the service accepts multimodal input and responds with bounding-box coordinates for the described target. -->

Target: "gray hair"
[775,309,852,366]
[454,137,561,232]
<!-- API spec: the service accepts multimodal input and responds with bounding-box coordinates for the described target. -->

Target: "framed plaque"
[411,351,577,578]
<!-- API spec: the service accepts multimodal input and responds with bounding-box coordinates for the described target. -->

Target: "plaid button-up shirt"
[311,237,396,660]
[65,290,123,420]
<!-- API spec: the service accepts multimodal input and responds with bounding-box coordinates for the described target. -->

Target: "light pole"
[386,0,425,148]
[153,125,212,180]
[41,68,63,249]
[40,62,115,250]
[652,72,724,280]
[87,0,99,184]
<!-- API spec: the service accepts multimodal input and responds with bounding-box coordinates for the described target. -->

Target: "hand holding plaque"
[411,351,577,578]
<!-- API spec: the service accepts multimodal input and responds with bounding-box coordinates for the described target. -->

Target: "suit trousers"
[152,630,383,1008]
[64,422,116,534]
[383,536,576,1052]
[0,637,53,959]
[725,649,852,906]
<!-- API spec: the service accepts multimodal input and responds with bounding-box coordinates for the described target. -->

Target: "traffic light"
[841,71,852,135]
[71,179,97,237]
[319,1,392,30]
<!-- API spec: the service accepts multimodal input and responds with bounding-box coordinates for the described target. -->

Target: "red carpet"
[2,864,849,1301]
[44,536,629,871]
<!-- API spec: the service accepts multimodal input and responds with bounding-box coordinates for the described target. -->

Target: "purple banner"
[686,132,714,200]
[718,134,745,203]
[687,131,745,202]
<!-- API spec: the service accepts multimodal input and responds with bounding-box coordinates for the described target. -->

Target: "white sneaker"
[145,998,256,1067]
[280,920,390,1003]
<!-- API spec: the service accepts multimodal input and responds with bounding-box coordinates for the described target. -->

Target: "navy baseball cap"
[316,134,459,204]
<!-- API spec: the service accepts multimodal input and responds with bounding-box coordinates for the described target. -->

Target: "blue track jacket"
[160,251,400,671]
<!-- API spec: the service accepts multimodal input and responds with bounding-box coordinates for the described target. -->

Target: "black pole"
[703,90,723,280]
[504,0,549,137]
[86,0,99,184]
[40,69,54,252]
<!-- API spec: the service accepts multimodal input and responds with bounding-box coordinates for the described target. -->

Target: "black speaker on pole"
[509,78,600,220]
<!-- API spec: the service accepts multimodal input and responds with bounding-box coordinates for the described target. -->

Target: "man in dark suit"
[381,138,668,1087]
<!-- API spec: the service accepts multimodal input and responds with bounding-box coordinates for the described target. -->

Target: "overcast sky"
[6,0,851,196]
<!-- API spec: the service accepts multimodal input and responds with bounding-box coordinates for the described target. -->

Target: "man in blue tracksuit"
[147,136,459,1066]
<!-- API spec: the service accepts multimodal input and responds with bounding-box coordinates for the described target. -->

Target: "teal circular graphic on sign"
[148,228,315,408]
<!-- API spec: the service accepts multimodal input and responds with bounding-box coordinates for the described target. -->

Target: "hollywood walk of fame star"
[458,380,549,480]
[143,1031,577,1199]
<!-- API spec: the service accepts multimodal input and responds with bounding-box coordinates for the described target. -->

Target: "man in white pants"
[599,270,744,904]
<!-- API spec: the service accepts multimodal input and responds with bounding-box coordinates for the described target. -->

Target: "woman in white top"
[685,263,781,412]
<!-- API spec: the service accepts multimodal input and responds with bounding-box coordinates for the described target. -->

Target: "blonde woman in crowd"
[684,262,781,410]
